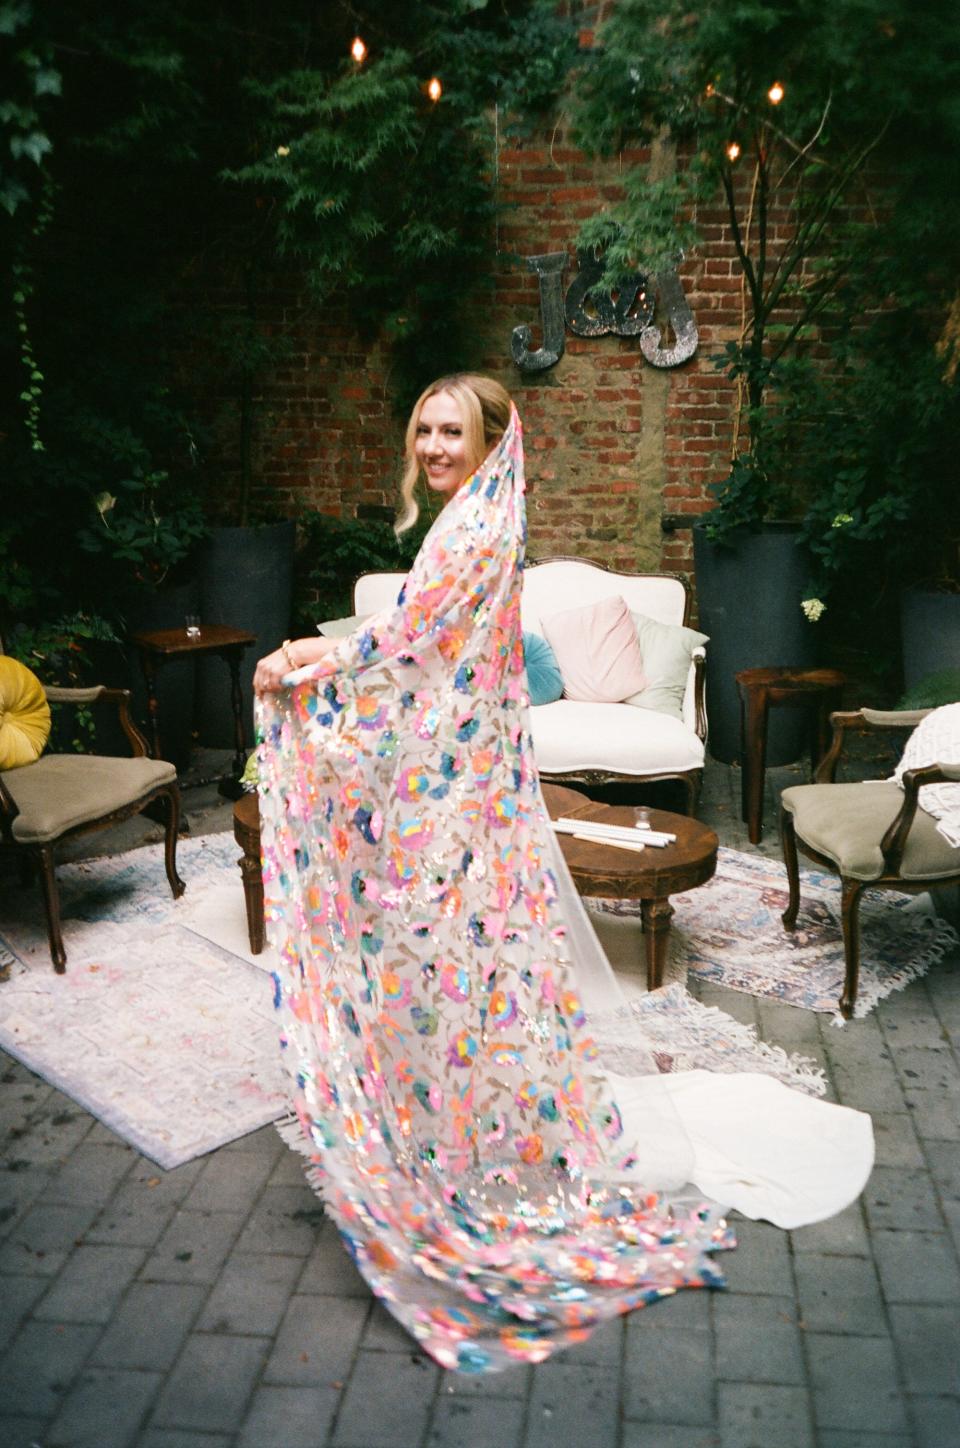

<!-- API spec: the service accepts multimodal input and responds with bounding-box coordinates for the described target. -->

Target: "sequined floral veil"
[255,410,739,1370]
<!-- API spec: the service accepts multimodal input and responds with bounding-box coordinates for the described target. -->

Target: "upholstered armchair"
[780,707,960,1017]
[0,680,185,972]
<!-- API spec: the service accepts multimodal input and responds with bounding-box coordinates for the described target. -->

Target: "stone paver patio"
[2,750,959,1448]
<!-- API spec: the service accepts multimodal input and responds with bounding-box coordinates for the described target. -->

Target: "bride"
[253,374,873,1373]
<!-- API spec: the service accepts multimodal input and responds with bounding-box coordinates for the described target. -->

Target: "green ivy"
[296,510,433,626]
[6,612,119,751]
[572,0,960,558]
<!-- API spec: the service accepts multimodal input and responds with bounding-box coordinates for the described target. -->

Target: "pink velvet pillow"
[541,595,648,703]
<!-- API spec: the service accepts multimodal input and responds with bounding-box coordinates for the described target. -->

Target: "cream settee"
[352,557,707,812]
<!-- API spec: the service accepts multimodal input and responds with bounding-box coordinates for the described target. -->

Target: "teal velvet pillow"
[523,630,563,706]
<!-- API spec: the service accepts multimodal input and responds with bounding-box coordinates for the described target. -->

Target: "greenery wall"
[0,0,571,667]
[2,0,958,690]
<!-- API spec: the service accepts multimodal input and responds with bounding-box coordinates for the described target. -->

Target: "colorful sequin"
[256,409,732,1372]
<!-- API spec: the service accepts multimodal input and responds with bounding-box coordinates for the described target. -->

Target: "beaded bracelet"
[280,639,298,672]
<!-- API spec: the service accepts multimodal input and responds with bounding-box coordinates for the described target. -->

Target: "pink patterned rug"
[590,845,958,1021]
[0,835,287,1169]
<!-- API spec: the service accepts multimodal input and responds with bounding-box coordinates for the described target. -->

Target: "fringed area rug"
[0,835,838,1169]
[591,845,959,1022]
[0,835,287,1169]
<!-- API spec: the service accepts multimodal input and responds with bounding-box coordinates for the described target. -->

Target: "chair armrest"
[43,684,149,758]
[692,651,707,741]
[881,761,960,872]
[815,707,932,783]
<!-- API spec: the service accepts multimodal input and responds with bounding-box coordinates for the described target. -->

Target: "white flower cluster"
[801,597,827,622]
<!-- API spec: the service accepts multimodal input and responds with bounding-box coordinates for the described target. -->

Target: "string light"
[350,36,367,64]
[725,141,741,162]
[704,83,715,98]
[427,77,443,102]
[275,145,290,157]
[767,81,785,104]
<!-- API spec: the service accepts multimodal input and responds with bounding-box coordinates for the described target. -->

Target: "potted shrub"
[572,0,960,760]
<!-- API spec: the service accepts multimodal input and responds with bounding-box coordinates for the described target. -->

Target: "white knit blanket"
[894,703,960,847]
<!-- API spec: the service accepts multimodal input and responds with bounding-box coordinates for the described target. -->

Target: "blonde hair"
[395,374,513,534]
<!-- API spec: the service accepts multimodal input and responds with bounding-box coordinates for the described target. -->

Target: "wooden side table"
[130,624,256,791]
[735,666,846,845]
[541,782,718,991]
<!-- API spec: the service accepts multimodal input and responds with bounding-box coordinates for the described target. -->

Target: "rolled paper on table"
[571,832,646,853]
[553,817,675,848]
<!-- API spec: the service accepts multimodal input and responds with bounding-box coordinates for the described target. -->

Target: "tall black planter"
[195,520,296,747]
[693,521,817,765]
[900,588,960,692]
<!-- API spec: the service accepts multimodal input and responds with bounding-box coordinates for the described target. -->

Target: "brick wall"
[193,126,792,590]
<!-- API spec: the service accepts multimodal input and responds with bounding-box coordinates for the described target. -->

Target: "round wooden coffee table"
[234,783,718,985]
[541,782,718,991]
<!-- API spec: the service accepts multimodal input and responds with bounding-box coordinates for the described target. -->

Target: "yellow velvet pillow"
[0,656,52,770]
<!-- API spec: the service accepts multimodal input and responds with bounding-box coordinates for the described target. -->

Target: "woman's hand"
[253,636,336,696]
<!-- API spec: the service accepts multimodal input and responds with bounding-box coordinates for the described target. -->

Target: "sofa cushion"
[523,631,563,706]
[624,613,709,720]
[530,699,705,777]
[1,754,177,843]
[318,613,370,638]
[781,781,960,881]
[541,596,647,703]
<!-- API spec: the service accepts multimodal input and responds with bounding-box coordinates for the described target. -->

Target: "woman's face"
[414,390,473,499]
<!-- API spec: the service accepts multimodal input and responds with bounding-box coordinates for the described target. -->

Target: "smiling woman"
[251,382,873,1373]
[415,392,471,498]
[396,373,513,533]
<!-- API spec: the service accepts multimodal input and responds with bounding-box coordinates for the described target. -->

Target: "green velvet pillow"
[523,631,563,706]
[624,612,709,719]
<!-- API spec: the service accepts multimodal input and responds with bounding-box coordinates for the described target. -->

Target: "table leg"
[237,845,265,955]
[640,895,674,991]
[741,687,769,845]
[225,647,247,777]
[139,650,162,761]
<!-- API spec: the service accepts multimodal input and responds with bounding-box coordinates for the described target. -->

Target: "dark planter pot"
[900,588,960,692]
[195,520,296,748]
[693,521,818,765]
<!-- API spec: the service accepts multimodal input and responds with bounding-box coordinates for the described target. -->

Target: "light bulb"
[427,77,442,102]
[351,36,367,64]
[704,82,716,98]
[767,81,784,104]
[726,140,741,162]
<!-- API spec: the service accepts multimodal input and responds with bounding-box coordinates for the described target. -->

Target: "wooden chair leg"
[162,785,186,900]
[681,771,701,817]
[37,845,67,973]
[839,877,866,1019]
[780,808,801,930]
